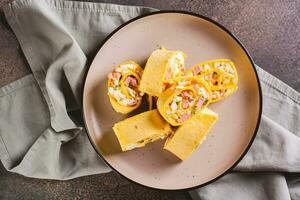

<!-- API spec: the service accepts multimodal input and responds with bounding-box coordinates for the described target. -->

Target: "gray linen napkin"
[0,0,299,199]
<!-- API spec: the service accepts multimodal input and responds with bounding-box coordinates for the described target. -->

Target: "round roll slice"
[186,59,238,103]
[200,69,238,102]
[139,47,186,96]
[107,61,144,114]
[157,77,211,126]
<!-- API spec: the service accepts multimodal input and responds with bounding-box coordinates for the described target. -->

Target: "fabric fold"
[3,0,156,132]
[1,0,155,179]
[190,173,291,200]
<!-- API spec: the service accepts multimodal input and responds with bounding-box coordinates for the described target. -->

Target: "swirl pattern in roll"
[157,77,211,126]
[186,59,238,103]
[107,60,144,114]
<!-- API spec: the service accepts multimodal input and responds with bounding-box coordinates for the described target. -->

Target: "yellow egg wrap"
[139,47,186,96]
[107,60,144,114]
[186,59,238,103]
[113,109,173,151]
[164,108,218,160]
[157,76,211,126]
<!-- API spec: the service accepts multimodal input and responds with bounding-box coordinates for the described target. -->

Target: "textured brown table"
[0,0,299,199]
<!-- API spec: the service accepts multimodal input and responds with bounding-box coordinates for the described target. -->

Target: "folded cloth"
[0,0,299,199]
[1,0,155,180]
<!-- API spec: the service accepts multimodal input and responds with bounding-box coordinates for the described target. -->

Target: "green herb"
[113,84,120,90]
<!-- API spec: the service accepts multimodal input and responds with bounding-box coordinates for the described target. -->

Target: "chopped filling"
[167,86,209,124]
[170,101,178,111]
[165,53,185,80]
[186,60,237,103]
[203,64,211,71]
[125,76,138,87]
[222,78,230,85]
[214,62,235,75]
[182,99,189,109]
[115,64,136,73]
[191,61,236,88]
[211,72,219,86]
[176,80,192,89]
[193,64,211,75]
[211,88,233,100]
[193,65,202,75]
[108,67,142,106]
[202,70,236,88]
[196,98,204,108]
[165,67,172,79]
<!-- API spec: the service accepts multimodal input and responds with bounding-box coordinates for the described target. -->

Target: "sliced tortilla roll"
[113,109,173,151]
[186,59,238,103]
[164,108,218,160]
[139,47,186,96]
[107,60,144,114]
[157,76,211,126]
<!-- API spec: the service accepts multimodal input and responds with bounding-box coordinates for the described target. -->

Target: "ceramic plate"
[82,11,262,190]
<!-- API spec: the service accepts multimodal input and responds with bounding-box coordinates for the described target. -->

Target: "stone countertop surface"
[0,0,299,199]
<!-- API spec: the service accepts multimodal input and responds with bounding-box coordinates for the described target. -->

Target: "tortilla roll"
[157,76,211,126]
[113,109,173,151]
[164,108,218,160]
[107,60,144,114]
[139,47,186,96]
[186,59,238,103]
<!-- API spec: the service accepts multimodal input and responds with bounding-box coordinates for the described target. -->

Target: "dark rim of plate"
[81,10,263,191]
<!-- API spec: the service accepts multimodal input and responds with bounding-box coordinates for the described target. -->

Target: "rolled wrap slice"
[113,109,173,151]
[186,59,238,103]
[164,108,218,160]
[139,47,186,96]
[157,77,211,126]
[107,61,144,114]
